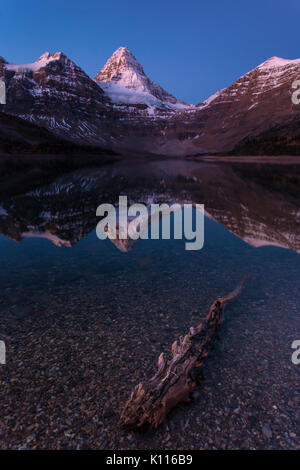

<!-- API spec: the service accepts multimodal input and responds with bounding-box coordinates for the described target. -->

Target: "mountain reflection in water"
[0,159,299,253]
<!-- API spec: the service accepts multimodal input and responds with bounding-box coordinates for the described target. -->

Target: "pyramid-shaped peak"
[94,47,145,83]
[94,47,190,109]
[114,46,132,55]
[110,47,140,62]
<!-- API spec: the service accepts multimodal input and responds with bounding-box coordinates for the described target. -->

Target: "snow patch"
[99,81,189,110]
[5,52,62,73]
[257,56,300,70]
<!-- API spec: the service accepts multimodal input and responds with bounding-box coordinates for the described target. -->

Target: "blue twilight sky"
[1,0,300,103]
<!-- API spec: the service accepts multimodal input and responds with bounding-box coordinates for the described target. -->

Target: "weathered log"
[120,277,248,430]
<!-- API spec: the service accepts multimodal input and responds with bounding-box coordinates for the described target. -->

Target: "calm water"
[0,159,299,449]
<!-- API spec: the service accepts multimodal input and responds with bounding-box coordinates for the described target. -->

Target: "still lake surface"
[0,158,299,449]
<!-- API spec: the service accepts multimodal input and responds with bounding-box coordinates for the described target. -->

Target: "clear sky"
[1,0,300,103]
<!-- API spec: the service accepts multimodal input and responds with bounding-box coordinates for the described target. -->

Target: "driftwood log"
[121,277,248,430]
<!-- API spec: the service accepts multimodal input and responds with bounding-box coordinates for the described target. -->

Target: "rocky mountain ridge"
[1,48,300,156]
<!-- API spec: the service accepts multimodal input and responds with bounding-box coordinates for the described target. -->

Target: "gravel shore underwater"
[0,215,299,450]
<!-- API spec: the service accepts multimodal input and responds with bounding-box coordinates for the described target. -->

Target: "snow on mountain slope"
[94,47,190,111]
[0,51,117,145]
[4,52,62,73]
[157,54,300,155]
[256,56,300,70]
[2,48,300,156]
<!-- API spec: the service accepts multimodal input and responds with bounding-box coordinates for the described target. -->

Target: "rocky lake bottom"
[0,159,299,449]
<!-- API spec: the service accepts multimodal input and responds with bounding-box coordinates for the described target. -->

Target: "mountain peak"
[38,51,51,61]
[114,46,133,57]
[4,51,70,73]
[257,55,300,70]
[94,47,189,110]
[94,46,145,83]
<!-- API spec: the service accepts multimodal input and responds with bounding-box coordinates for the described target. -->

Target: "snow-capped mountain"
[1,48,300,156]
[161,55,300,156]
[94,47,190,111]
[0,52,115,145]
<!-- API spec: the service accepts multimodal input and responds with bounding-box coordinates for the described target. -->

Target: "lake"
[0,158,299,449]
